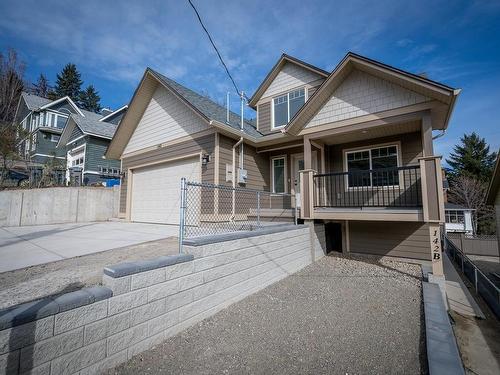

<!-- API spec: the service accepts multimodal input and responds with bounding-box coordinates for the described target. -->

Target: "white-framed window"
[345,144,400,188]
[445,211,465,224]
[46,112,68,129]
[272,88,305,129]
[31,133,37,151]
[50,134,60,143]
[271,156,286,193]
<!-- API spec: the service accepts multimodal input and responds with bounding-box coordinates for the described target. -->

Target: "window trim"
[270,155,288,194]
[271,87,306,130]
[342,141,402,190]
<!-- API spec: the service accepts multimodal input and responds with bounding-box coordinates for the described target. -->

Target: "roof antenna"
[240,91,244,131]
[226,92,230,123]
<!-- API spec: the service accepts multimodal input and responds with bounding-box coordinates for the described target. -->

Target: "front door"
[291,152,317,208]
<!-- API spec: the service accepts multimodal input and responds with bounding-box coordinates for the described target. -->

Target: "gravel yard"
[0,238,178,309]
[109,254,425,375]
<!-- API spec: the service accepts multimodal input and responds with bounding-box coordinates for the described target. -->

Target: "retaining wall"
[0,224,326,374]
[0,187,120,227]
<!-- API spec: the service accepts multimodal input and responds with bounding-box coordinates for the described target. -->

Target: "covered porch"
[298,111,445,223]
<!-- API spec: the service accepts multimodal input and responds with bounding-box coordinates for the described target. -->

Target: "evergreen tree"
[446,132,496,182]
[32,73,50,98]
[53,63,82,102]
[79,85,101,113]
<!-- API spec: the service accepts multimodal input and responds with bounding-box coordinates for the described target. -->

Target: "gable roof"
[106,68,264,159]
[57,109,121,148]
[99,105,128,122]
[248,53,329,109]
[21,92,52,110]
[486,151,500,205]
[284,52,461,135]
[39,96,85,116]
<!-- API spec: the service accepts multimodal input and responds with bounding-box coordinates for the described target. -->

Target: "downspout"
[232,137,244,219]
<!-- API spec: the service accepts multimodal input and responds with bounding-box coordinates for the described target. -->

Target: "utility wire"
[187,0,247,100]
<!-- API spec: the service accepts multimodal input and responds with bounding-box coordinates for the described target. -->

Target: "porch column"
[421,112,434,156]
[420,155,445,276]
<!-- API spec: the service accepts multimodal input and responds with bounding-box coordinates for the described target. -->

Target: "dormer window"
[272,88,305,129]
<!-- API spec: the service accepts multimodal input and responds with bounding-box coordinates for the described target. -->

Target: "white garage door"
[131,157,200,224]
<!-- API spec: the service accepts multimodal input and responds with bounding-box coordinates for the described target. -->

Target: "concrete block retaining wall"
[0,187,120,227]
[0,224,326,374]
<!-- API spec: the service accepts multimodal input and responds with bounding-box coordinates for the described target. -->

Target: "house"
[486,151,500,247]
[106,52,460,274]
[14,93,78,183]
[56,105,127,185]
[14,92,127,186]
[444,202,475,234]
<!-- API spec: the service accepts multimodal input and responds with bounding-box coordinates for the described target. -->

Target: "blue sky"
[1,0,500,161]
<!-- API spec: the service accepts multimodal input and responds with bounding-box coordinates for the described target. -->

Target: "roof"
[21,92,52,110]
[284,52,461,135]
[148,69,262,138]
[99,105,128,122]
[445,203,475,211]
[486,151,500,205]
[71,111,118,139]
[248,53,330,109]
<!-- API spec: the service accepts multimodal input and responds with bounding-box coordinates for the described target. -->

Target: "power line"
[187,0,246,100]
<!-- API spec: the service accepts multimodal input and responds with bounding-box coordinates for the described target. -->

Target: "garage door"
[131,157,200,224]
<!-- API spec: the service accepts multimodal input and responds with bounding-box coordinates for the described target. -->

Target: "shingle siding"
[261,62,325,100]
[123,85,209,155]
[257,102,272,135]
[306,69,431,128]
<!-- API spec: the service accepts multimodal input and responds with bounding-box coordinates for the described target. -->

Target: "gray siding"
[69,125,84,141]
[349,221,431,260]
[120,134,214,214]
[33,129,65,158]
[85,137,120,173]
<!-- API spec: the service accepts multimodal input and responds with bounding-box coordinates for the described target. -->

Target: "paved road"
[0,221,178,272]
[109,255,425,375]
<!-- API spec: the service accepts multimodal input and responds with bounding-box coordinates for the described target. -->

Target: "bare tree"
[448,175,495,234]
[0,49,27,187]
[0,49,25,123]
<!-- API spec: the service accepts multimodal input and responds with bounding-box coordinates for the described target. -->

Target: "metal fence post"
[474,268,478,293]
[257,191,260,228]
[178,177,187,254]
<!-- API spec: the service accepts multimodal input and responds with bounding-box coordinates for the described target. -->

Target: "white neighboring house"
[444,203,475,234]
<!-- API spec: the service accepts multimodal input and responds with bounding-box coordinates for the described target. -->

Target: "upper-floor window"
[272,88,305,129]
[445,211,465,224]
[50,134,61,143]
[46,112,68,129]
[345,145,399,188]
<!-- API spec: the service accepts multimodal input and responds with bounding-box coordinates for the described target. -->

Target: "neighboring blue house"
[57,105,127,186]
[14,92,127,186]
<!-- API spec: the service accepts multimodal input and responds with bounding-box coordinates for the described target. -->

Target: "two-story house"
[56,105,127,185]
[105,52,460,276]
[15,93,78,183]
[15,92,127,186]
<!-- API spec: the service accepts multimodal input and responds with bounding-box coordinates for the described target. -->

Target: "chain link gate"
[178,178,297,253]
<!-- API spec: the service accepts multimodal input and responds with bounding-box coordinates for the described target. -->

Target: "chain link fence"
[445,236,500,319]
[179,178,297,248]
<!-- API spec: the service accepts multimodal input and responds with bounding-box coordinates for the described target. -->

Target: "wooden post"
[429,224,444,276]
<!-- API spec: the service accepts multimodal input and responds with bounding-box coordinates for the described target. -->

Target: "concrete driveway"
[0,221,178,272]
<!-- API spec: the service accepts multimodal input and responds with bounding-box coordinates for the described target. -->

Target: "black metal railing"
[313,165,422,208]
